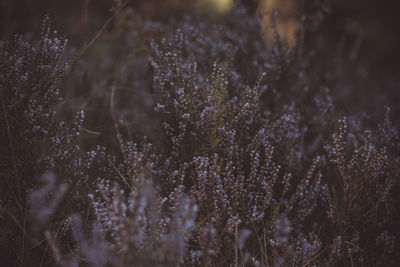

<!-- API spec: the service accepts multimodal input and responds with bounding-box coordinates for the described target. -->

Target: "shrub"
[1,3,399,266]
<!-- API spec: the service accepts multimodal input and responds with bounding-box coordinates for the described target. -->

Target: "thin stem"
[0,85,22,207]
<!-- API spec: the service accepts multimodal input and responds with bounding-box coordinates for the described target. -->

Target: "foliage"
[1,3,399,266]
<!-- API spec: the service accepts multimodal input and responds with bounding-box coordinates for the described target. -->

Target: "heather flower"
[1,2,399,266]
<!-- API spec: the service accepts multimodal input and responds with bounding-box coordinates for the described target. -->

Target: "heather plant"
[1,2,400,267]
[0,17,79,264]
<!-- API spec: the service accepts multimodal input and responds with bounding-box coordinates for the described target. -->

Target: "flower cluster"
[1,3,399,266]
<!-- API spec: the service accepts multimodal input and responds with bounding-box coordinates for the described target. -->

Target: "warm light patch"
[199,0,234,14]
[258,0,301,46]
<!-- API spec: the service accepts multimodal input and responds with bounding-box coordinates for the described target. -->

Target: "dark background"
[1,0,399,116]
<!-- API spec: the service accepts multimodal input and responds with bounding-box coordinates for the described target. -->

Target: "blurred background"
[1,0,400,71]
[1,0,399,121]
